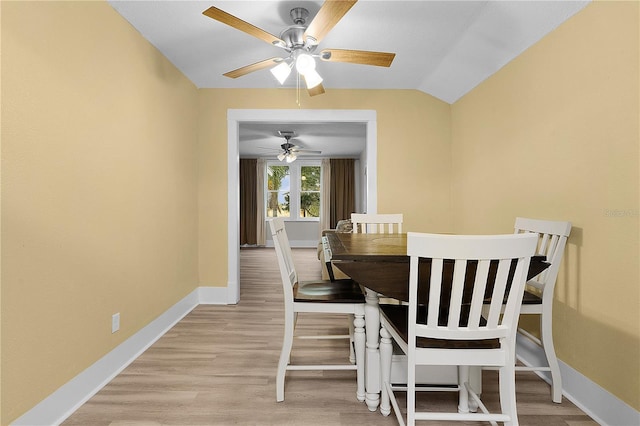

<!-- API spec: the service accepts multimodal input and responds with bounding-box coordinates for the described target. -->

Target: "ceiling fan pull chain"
[296,71,301,107]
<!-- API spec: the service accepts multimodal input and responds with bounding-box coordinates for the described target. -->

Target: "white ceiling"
[238,121,367,158]
[108,0,589,158]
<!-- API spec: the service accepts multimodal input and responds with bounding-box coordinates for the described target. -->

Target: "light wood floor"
[63,248,597,426]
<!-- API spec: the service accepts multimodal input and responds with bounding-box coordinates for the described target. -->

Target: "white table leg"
[379,325,393,416]
[364,288,381,411]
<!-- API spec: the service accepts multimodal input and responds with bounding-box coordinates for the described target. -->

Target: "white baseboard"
[516,334,640,426]
[12,293,638,426]
[198,285,232,304]
[12,288,202,426]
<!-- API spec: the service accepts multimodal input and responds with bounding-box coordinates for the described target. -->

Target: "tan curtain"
[256,159,266,246]
[240,159,257,245]
[330,159,355,229]
[320,159,331,236]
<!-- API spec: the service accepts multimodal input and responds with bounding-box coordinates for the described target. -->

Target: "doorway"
[227,109,378,303]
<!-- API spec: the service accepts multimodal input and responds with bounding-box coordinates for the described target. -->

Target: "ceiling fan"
[202,1,396,96]
[277,131,322,162]
[257,131,322,163]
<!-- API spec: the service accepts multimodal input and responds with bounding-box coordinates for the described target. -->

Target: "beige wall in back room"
[196,88,453,286]
[451,1,639,409]
[1,1,199,423]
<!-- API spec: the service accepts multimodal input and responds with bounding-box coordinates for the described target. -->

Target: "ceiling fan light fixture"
[277,152,286,161]
[270,61,292,84]
[285,152,297,163]
[303,68,323,89]
[295,53,316,75]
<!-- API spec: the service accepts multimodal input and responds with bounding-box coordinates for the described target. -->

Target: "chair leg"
[457,366,470,414]
[276,309,295,402]
[348,313,356,363]
[540,310,563,403]
[406,347,418,426]
[379,325,393,416]
[353,311,366,402]
[499,358,519,426]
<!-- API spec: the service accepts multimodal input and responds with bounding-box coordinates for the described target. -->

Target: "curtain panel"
[256,159,266,246]
[320,159,331,235]
[239,159,257,245]
[329,159,355,229]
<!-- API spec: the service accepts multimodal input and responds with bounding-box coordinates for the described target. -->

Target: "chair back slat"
[425,257,442,328]
[502,254,531,324]
[407,232,538,343]
[351,213,403,234]
[269,218,297,298]
[539,233,551,256]
[447,259,467,329]
[467,259,491,328]
[485,258,511,328]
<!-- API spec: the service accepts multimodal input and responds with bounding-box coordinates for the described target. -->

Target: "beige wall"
[1,2,199,423]
[197,89,452,286]
[451,1,639,410]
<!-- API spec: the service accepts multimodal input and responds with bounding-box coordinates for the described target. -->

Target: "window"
[299,165,321,218]
[266,161,321,220]
[266,164,290,218]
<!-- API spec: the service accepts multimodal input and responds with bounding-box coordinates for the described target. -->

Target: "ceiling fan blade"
[320,49,395,67]
[303,0,357,44]
[202,6,284,46]
[223,58,281,79]
[293,149,323,154]
[289,142,322,154]
[254,147,282,151]
[306,81,326,97]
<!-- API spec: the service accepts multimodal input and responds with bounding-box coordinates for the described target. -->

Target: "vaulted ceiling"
[108,0,589,157]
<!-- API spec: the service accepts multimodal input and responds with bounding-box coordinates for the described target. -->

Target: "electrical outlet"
[112,313,120,333]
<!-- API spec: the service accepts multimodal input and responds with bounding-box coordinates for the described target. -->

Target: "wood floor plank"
[63,248,597,425]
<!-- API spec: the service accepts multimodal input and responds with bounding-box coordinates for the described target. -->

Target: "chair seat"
[380,304,500,349]
[294,279,365,303]
[522,289,542,304]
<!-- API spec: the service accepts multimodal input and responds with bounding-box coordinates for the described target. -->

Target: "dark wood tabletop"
[326,232,549,302]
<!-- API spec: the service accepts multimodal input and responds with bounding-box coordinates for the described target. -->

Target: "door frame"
[227,109,378,303]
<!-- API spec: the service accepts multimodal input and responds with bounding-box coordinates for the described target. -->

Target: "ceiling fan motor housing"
[278,131,295,153]
[279,8,318,52]
[279,26,307,49]
[290,7,309,25]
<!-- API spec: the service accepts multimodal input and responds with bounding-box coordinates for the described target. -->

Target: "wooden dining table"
[324,231,550,412]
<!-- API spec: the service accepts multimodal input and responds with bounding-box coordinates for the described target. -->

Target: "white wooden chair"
[269,218,366,403]
[351,213,403,234]
[379,232,538,426]
[510,217,572,403]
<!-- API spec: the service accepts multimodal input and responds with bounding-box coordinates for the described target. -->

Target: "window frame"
[265,159,322,222]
